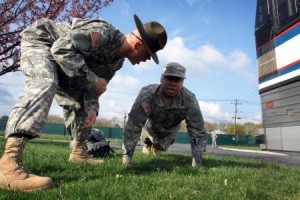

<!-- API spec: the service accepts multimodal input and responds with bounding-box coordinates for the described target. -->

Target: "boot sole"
[0,182,55,192]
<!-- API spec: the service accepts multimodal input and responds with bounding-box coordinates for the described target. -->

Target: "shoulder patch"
[140,100,150,115]
[90,31,100,48]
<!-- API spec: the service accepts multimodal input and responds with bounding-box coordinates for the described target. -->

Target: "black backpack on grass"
[85,128,116,157]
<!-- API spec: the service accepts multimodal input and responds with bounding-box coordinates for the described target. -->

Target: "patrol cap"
[134,14,167,64]
[162,62,186,79]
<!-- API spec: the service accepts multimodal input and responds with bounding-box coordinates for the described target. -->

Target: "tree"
[227,124,245,135]
[204,121,214,132]
[216,122,227,132]
[0,0,113,75]
[95,118,113,127]
[179,120,213,132]
[46,115,64,124]
[243,122,262,136]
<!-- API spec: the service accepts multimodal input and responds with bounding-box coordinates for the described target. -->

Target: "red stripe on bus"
[277,59,300,71]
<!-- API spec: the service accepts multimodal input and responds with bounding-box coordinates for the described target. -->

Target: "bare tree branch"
[0,0,114,75]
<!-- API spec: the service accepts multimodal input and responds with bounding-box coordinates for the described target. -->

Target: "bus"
[255,0,300,152]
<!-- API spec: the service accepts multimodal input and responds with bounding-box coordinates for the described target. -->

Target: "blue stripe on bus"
[259,62,300,84]
[275,24,300,46]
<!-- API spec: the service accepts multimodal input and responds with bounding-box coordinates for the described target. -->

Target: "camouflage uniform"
[5,18,124,141]
[122,83,207,164]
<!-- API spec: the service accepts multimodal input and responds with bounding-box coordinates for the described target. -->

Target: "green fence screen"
[0,120,257,146]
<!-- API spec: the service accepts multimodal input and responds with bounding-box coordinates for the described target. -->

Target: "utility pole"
[231,99,241,134]
[123,112,127,132]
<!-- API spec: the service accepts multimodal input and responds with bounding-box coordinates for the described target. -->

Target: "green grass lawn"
[0,136,299,200]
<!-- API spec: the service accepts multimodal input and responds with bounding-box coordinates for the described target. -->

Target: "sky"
[0,0,261,125]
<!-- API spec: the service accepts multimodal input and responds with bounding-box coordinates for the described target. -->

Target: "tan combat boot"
[69,139,104,164]
[151,145,161,156]
[0,137,54,191]
[142,145,151,154]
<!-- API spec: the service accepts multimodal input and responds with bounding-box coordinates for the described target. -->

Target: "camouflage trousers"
[140,127,177,151]
[62,106,92,141]
[5,49,90,141]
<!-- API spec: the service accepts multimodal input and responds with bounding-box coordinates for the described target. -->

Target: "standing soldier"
[122,62,207,168]
[211,131,218,148]
[0,15,167,191]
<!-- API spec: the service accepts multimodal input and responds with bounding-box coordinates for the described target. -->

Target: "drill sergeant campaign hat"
[162,62,186,79]
[133,14,167,64]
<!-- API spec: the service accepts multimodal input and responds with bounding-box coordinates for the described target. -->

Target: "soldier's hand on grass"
[122,155,133,168]
[192,158,202,168]
[90,78,107,97]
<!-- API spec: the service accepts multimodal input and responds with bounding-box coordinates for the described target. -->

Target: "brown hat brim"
[134,14,159,64]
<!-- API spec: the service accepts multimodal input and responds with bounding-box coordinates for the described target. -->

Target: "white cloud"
[228,49,251,72]
[98,74,141,118]
[199,101,232,122]
[118,1,130,16]
[185,0,197,6]
[156,37,256,83]
[109,73,141,91]
[199,100,262,123]
[196,43,227,66]
[159,37,209,77]
[132,59,157,71]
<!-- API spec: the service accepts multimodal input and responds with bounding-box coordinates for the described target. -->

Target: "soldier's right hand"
[122,155,133,168]
[192,158,202,167]
[90,78,107,97]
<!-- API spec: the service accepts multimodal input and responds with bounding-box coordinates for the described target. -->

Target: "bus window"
[293,0,300,13]
[297,0,300,12]
[255,0,271,30]
[276,0,290,25]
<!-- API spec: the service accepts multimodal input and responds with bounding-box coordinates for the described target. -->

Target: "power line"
[197,99,233,102]
[242,88,258,100]
[240,113,261,118]
[240,99,260,105]
[204,116,232,119]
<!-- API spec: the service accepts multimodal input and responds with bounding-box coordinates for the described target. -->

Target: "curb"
[219,147,289,156]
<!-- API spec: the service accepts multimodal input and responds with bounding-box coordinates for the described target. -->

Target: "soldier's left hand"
[83,110,97,128]
[90,78,107,97]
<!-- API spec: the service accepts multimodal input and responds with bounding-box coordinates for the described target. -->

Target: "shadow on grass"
[29,139,70,147]
[203,155,276,169]
[118,152,277,176]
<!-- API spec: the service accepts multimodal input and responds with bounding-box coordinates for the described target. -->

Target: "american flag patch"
[90,31,100,48]
[140,100,150,115]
